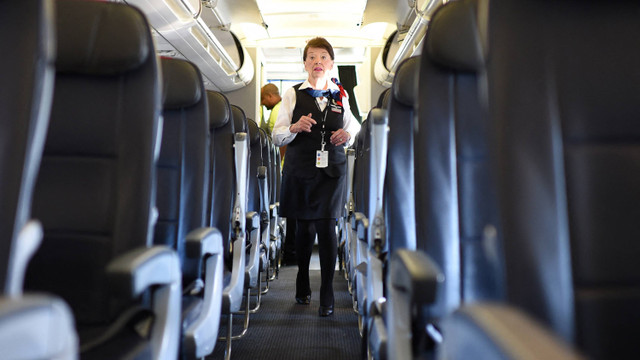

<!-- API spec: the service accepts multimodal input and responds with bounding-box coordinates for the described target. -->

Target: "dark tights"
[295,218,337,307]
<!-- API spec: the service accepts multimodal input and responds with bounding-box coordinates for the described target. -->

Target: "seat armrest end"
[107,246,181,298]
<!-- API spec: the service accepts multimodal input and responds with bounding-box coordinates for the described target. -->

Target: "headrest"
[376,88,392,109]
[425,0,483,73]
[370,108,387,125]
[206,91,231,130]
[352,117,369,151]
[55,0,151,75]
[231,105,247,133]
[247,118,260,145]
[161,58,203,109]
[392,57,421,106]
[259,128,270,149]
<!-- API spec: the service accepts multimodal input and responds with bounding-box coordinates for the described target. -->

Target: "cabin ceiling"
[208,0,419,79]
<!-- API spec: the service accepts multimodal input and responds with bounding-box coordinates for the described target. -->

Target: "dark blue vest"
[283,84,347,178]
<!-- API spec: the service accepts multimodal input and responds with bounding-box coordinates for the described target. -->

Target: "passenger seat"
[155,57,224,359]
[0,1,77,358]
[441,0,640,359]
[387,0,501,358]
[25,1,181,359]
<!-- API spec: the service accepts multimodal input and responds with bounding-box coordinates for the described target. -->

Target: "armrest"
[346,149,356,215]
[390,249,443,304]
[106,246,181,299]
[0,295,78,359]
[7,220,43,297]
[366,250,385,320]
[352,212,366,231]
[387,249,443,360]
[354,212,368,243]
[368,298,388,360]
[233,133,248,234]
[346,148,356,187]
[183,233,224,358]
[245,212,261,288]
[354,213,369,279]
[222,235,246,313]
[185,227,223,259]
[440,304,585,360]
[101,246,181,360]
[257,165,267,180]
[246,211,259,232]
[269,204,280,243]
[257,167,270,225]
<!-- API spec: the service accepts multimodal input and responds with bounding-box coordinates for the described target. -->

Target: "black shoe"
[318,305,334,317]
[295,295,311,305]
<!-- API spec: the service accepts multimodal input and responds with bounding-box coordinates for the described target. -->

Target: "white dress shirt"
[272,79,361,147]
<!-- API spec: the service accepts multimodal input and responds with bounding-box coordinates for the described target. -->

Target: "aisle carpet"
[208,262,361,360]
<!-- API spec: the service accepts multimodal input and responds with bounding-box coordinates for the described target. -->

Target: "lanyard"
[315,98,329,151]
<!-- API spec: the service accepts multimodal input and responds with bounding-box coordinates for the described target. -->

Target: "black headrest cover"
[425,0,483,73]
[376,88,392,109]
[55,0,150,75]
[161,58,202,109]
[247,118,260,145]
[206,91,231,130]
[392,56,421,106]
[259,128,269,148]
[231,105,247,133]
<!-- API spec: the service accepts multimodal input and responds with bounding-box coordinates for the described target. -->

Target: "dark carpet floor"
[208,261,361,360]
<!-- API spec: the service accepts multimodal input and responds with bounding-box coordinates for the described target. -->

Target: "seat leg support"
[223,314,232,360]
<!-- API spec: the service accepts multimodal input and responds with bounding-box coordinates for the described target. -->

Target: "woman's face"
[304,47,334,81]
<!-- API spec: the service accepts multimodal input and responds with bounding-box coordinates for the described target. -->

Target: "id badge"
[316,150,328,168]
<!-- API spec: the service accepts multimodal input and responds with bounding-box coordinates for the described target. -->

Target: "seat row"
[0,1,282,359]
[341,0,640,359]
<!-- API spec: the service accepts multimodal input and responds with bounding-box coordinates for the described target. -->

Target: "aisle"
[208,254,361,360]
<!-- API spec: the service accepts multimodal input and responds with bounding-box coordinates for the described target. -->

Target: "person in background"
[272,37,360,317]
[260,83,282,135]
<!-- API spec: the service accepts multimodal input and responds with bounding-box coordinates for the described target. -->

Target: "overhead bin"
[124,0,254,92]
[373,0,440,87]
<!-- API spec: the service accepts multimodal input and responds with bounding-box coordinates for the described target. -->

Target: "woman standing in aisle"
[272,37,360,317]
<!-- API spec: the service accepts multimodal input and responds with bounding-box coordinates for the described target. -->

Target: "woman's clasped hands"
[289,113,349,146]
[330,129,350,146]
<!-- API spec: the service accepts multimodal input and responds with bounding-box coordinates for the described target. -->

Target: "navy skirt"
[279,167,347,220]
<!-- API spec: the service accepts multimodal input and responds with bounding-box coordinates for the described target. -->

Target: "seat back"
[378,57,420,360]
[273,145,282,203]
[385,57,419,254]
[0,1,79,359]
[244,118,265,287]
[231,104,250,230]
[485,0,640,357]
[206,91,251,316]
[350,112,373,318]
[222,105,249,311]
[0,0,55,295]
[247,119,262,217]
[206,91,234,260]
[353,117,371,219]
[257,128,272,233]
[155,57,208,282]
[262,130,276,212]
[414,0,500,322]
[26,0,162,325]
